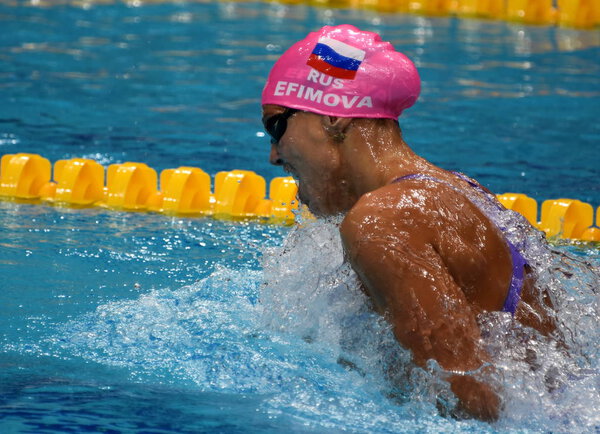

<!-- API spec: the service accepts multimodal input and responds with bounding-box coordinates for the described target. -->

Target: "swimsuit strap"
[393,172,526,315]
[503,241,527,314]
[451,171,486,192]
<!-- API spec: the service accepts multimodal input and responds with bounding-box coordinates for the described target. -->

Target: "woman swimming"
[261,24,558,421]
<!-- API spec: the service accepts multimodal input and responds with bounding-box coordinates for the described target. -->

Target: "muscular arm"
[340,185,502,421]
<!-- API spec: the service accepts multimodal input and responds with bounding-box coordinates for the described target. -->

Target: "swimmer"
[261,25,556,422]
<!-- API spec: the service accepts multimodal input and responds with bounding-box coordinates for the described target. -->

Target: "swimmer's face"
[262,104,354,216]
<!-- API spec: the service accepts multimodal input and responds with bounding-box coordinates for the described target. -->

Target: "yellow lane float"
[0,153,298,224]
[497,193,600,242]
[0,153,51,199]
[19,0,600,29]
[314,0,599,28]
[1,153,599,240]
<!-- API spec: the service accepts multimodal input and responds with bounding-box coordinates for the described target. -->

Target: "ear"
[320,116,353,137]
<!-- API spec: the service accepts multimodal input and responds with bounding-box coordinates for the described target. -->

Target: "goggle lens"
[264,109,298,144]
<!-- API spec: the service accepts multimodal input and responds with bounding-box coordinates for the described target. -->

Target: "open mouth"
[282,163,306,205]
[297,188,308,207]
[283,163,299,181]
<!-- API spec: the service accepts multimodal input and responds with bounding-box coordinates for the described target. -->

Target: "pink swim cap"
[262,24,420,119]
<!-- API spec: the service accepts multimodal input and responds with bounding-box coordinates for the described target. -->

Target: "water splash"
[54,214,599,431]
[444,190,600,430]
[257,214,600,431]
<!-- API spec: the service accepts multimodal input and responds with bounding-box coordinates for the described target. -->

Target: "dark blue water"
[1,1,599,433]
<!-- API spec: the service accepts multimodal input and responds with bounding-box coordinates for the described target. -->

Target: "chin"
[299,189,338,217]
[301,198,322,217]
[306,201,337,218]
[308,205,326,217]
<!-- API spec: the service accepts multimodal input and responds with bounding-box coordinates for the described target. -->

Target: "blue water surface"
[1,1,599,433]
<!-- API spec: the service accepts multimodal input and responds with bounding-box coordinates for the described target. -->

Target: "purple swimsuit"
[393,172,526,315]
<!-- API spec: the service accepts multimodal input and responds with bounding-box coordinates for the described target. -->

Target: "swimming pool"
[1,1,599,432]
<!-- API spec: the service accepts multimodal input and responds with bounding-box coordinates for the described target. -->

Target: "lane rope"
[1,153,598,241]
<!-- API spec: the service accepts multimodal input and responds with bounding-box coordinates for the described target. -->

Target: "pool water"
[1,1,599,432]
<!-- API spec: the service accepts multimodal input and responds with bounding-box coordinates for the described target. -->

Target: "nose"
[270,143,283,166]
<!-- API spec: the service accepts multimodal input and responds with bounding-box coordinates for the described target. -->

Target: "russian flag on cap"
[307,37,366,80]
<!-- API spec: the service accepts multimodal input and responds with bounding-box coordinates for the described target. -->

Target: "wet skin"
[262,104,556,422]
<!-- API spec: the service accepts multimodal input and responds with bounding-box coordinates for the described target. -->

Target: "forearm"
[395,319,502,421]
[404,319,502,421]
[448,371,501,422]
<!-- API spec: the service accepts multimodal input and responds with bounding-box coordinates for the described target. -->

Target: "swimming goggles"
[264,108,299,144]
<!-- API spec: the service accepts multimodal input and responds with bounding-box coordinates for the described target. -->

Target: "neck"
[339,119,435,198]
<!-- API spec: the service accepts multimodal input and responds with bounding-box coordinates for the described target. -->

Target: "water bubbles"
[0,133,19,146]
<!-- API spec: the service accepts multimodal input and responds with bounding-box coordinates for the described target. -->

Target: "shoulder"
[340,177,504,257]
[340,179,513,311]
[341,179,458,239]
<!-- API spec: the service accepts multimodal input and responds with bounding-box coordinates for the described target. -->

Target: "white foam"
[55,213,600,431]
